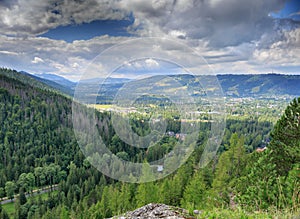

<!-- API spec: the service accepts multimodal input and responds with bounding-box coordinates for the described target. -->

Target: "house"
[256,146,267,152]
[157,165,164,172]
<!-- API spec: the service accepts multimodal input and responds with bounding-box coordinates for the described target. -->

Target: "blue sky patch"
[271,0,300,20]
[40,16,135,42]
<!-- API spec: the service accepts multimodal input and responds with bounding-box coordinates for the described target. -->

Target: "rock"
[193,210,201,215]
[109,203,195,219]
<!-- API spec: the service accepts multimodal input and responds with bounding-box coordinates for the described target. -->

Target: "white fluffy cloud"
[145,58,159,68]
[32,57,44,64]
[253,28,300,67]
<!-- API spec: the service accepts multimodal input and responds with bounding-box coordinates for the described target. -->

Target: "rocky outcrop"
[110,203,195,219]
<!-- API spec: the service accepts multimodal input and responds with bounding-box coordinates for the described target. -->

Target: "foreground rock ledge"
[109,203,195,219]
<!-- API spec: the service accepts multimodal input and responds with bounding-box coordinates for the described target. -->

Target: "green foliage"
[5,181,16,200]
[136,182,159,207]
[282,164,300,210]
[212,133,247,201]
[0,205,9,219]
[236,151,278,210]
[269,97,300,176]
[181,170,207,211]
[19,187,27,205]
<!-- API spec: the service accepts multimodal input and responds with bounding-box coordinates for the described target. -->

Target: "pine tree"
[19,187,27,205]
[136,182,159,207]
[181,170,207,211]
[236,150,277,210]
[118,183,132,213]
[135,163,159,207]
[212,133,246,191]
[269,97,300,176]
[0,188,4,201]
[99,186,111,218]
[284,164,300,209]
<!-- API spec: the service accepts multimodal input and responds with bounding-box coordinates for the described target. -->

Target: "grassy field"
[88,104,113,110]
[2,202,14,218]
[1,191,58,218]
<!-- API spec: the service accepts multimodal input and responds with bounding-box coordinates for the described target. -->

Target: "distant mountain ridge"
[0,68,70,96]
[217,74,300,97]
[1,68,300,99]
[20,71,75,96]
[35,73,76,88]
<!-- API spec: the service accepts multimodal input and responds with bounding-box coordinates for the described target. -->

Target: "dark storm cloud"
[120,0,288,47]
[0,0,128,36]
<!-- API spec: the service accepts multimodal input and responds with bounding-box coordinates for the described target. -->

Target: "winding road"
[0,185,58,205]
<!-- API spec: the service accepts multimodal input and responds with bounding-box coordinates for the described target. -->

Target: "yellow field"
[88,104,113,110]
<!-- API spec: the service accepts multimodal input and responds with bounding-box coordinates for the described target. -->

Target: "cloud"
[120,0,287,47]
[32,56,44,64]
[0,50,19,55]
[253,28,300,68]
[289,11,300,17]
[145,58,159,68]
[0,0,299,78]
[0,34,131,80]
[168,30,186,39]
[0,0,128,36]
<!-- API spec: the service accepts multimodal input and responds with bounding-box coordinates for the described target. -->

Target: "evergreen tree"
[212,134,246,192]
[135,163,159,207]
[19,187,27,205]
[269,97,300,176]
[284,164,300,209]
[236,151,277,210]
[99,186,111,218]
[0,188,4,201]
[136,182,159,207]
[181,170,207,211]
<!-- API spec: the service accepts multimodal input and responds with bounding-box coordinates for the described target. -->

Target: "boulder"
[110,203,195,219]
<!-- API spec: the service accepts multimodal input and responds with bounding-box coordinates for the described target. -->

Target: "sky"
[0,0,299,81]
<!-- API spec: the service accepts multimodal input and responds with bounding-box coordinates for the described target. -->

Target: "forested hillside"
[0,68,69,97]
[25,71,300,102]
[0,68,299,218]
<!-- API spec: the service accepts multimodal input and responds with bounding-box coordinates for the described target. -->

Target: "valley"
[0,68,299,218]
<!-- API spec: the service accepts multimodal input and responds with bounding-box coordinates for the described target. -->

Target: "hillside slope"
[218,74,300,97]
[0,68,71,96]
[0,69,79,186]
[10,70,300,100]
[70,74,300,103]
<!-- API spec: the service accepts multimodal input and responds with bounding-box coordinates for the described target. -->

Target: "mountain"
[0,67,106,218]
[0,68,67,95]
[19,71,75,96]
[79,77,131,85]
[217,74,300,97]
[0,68,78,175]
[19,71,300,101]
[29,73,130,98]
[71,74,300,104]
[35,73,76,89]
